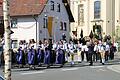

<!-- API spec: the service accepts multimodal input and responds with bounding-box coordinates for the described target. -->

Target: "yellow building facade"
[70,0,120,39]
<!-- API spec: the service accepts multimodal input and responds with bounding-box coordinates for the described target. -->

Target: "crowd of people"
[0,36,118,69]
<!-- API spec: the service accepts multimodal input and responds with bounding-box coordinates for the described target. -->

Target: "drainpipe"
[33,15,38,47]
[87,0,90,35]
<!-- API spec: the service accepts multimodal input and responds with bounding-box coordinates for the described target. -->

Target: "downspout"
[33,15,38,47]
[87,0,90,35]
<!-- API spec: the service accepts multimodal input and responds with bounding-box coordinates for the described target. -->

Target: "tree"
[3,0,11,80]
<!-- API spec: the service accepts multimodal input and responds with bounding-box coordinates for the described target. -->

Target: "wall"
[70,0,89,38]
[38,0,70,42]
[115,0,120,38]
[11,17,37,43]
[70,0,117,39]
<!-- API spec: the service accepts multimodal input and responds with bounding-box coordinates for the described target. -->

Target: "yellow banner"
[48,17,53,37]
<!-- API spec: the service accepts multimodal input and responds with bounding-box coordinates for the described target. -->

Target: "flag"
[47,17,53,37]
[89,30,93,39]
[80,29,83,38]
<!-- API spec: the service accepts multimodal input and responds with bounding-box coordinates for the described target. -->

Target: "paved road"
[1,62,120,80]
[0,53,120,80]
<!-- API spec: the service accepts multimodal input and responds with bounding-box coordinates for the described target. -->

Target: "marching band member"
[114,42,118,52]
[84,43,89,62]
[93,41,99,62]
[56,40,65,67]
[81,43,85,62]
[77,41,82,63]
[16,40,24,68]
[104,42,110,61]
[68,40,76,66]
[43,39,51,68]
[110,43,116,60]
[23,40,28,65]
[36,40,44,66]
[52,41,57,64]
[98,40,105,65]
[27,39,36,69]
[63,40,69,63]
[88,39,94,66]
[49,39,55,65]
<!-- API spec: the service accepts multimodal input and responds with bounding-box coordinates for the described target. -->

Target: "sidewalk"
[107,51,120,73]
[107,65,120,74]
[114,51,120,59]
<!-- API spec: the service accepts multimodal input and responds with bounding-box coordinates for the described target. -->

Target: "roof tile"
[0,0,48,16]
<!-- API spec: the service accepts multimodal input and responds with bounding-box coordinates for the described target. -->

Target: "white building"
[115,0,120,39]
[70,0,120,40]
[0,0,74,48]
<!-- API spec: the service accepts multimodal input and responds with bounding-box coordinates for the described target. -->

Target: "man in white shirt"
[98,41,105,65]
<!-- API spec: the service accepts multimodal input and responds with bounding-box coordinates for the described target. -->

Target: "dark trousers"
[89,53,93,65]
[99,53,102,63]
[105,51,109,61]
[81,51,84,61]
[110,52,114,60]
[50,50,56,64]
[85,51,89,62]
[93,51,98,62]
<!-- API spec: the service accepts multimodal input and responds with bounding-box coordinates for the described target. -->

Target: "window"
[50,1,54,11]
[60,22,63,30]
[94,1,101,19]
[43,18,46,28]
[11,18,17,28]
[63,22,67,31]
[78,4,84,26]
[11,40,18,49]
[43,18,48,28]
[60,22,67,31]
[57,3,60,12]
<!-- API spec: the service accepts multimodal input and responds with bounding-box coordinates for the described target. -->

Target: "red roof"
[0,0,48,16]
[0,0,74,22]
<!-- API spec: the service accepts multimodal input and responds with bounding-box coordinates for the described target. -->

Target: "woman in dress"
[56,40,65,67]
[44,39,51,68]
[27,39,36,69]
